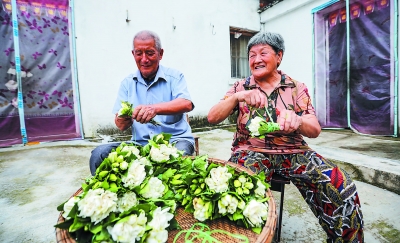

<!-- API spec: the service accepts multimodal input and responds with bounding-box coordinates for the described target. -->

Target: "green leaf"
[232,211,244,221]
[89,223,102,234]
[69,216,88,232]
[54,218,73,229]
[161,168,177,181]
[252,226,262,234]
[93,228,111,242]
[56,200,67,211]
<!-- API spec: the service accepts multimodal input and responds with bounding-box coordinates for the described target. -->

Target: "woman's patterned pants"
[230,150,364,243]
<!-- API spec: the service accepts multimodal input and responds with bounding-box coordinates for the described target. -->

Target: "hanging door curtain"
[313,0,396,136]
[0,0,81,147]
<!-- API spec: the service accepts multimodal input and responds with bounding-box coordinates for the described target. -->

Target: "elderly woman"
[208,31,364,242]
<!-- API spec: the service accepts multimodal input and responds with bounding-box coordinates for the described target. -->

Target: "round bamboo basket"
[56,158,277,243]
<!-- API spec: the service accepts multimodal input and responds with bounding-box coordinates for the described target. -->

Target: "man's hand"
[132,105,157,124]
[115,114,133,131]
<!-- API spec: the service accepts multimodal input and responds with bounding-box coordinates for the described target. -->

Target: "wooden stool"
[193,134,200,156]
[186,114,200,156]
[270,173,290,242]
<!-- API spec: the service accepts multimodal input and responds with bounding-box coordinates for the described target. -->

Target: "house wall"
[259,0,327,102]
[73,0,260,137]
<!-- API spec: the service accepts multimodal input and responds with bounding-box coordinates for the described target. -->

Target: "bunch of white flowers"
[205,166,232,193]
[62,196,80,219]
[122,161,147,189]
[147,207,174,243]
[247,116,264,137]
[117,191,138,213]
[121,145,141,157]
[150,144,179,162]
[77,188,118,224]
[254,179,267,198]
[218,194,240,215]
[107,211,148,242]
[243,199,269,227]
[193,197,212,222]
[141,177,165,199]
[218,194,246,215]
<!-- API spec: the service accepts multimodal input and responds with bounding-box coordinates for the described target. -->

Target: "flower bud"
[120,161,129,170]
[244,182,254,189]
[236,187,243,195]
[234,180,241,188]
[238,200,246,210]
[194,188,202,195]
[190,184,197,191]
[243,188,250,195]
[98,171,108,179]
[238,175,247,184]
[109,174,117,182]
[170,179,183,185]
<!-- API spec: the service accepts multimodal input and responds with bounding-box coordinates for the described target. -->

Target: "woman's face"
[248,44,282,80]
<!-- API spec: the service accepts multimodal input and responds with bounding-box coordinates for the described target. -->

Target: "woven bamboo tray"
[56,158,277,243]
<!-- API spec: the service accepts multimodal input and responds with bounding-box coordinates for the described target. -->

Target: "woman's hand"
[235,89,267,109]
[277,110,302,134]
[277,110,321,138]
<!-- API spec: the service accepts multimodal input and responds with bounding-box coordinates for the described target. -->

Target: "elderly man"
[89,30,195,175]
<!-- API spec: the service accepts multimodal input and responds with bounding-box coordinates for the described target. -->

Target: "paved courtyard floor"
[0,129,399,242]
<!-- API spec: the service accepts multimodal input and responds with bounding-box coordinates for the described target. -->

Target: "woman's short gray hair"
[133,30,162,51]
[247,31,285,56]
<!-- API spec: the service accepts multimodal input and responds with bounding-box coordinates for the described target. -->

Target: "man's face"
[132,38,164,79]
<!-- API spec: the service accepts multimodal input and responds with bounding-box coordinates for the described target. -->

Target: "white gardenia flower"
[150,146,169,162]
[121,161,147,189]
[150,144,179,162]
[78,188,118,224]
[141,177,165,199]
[117,191,138,213]
[243,199,269,227]
[148,207,174,231]
[248,116,264,136]
[107,211,147,242]
[137,157,151,166]
[254,180,267,198]
[205,166,232,193]
[218,194,239,215]
[62,196,80,219]
[193,197,211,222]
[121,145,141,158]
[146,229,169,243]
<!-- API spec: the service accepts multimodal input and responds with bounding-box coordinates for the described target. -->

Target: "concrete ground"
[0,128,399,242]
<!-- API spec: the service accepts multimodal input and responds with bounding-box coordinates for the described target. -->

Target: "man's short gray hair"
[247,31,285,56]
[133,30,162,51]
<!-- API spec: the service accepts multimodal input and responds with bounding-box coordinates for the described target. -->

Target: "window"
[230,27,257,81]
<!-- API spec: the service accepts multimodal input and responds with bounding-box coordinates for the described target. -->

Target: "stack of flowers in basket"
[55,132,271,243]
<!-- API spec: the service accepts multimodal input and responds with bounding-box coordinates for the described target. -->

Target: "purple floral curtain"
[314,0,395,136]
[0,0,81,147]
